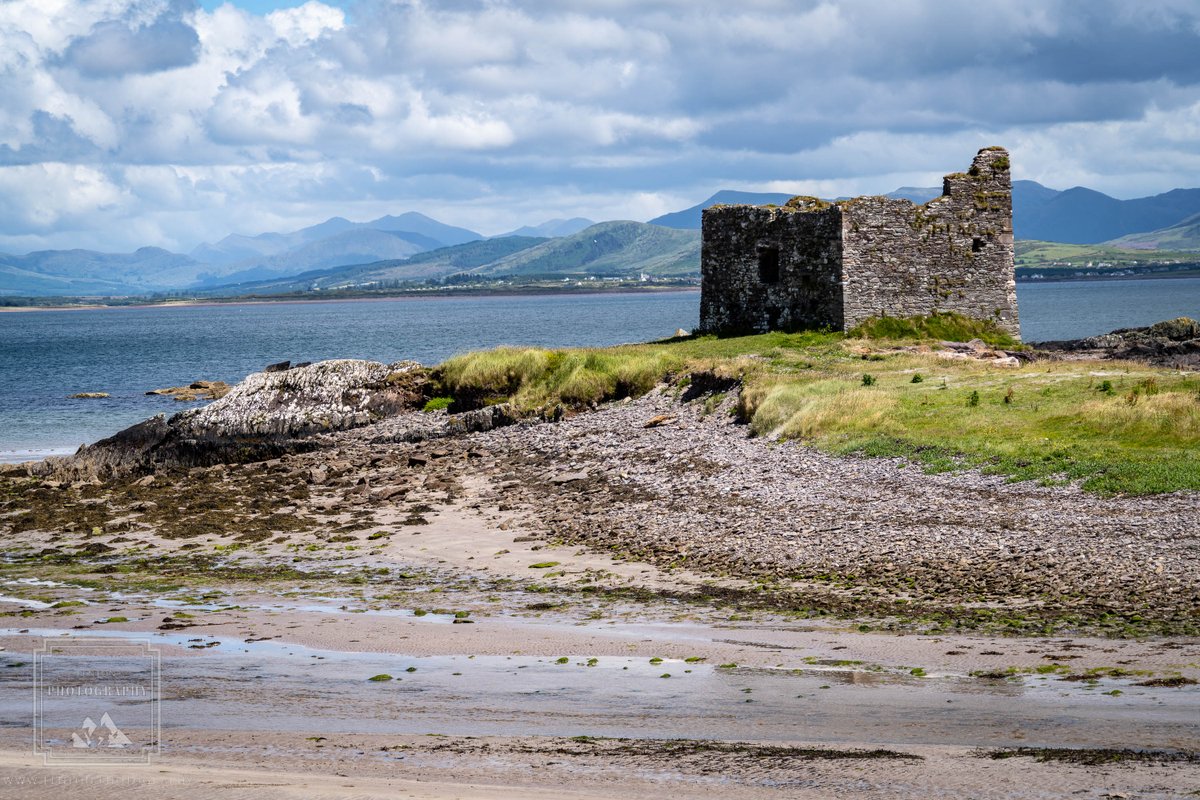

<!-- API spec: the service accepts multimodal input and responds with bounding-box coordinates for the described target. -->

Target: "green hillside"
[1014,240,1200,278]
[1106,213,1200,251]
[204,221,700,295]
[470,221,700,278]
[206,237,547,294]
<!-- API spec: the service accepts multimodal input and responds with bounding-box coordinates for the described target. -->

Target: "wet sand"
[1,388,1198,797]
[0,529,1198,797]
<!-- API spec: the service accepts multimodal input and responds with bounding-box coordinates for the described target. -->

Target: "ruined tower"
[698,147,1019,339]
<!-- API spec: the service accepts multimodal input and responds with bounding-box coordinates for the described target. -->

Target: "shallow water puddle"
[1,628,1197,749]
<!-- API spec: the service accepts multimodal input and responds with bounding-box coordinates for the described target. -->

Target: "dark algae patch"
[424,735,923,765]
[983,747,1200,767]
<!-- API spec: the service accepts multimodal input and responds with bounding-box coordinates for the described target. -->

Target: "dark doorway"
[758,246,780,284]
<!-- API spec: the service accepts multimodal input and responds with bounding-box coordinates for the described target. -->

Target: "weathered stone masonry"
[699,147,1020,339]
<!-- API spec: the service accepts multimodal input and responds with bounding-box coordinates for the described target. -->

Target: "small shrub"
[1097,380,1114,395]
[861,374,876,386]
[422,396,453,412]
[368,673,393,682]
[1003,387,1014,404]
[967,390,980,407]
[910,374,923,383]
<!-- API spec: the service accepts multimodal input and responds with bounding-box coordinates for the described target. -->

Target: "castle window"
[758,247,780,284]
[972,237,986,252]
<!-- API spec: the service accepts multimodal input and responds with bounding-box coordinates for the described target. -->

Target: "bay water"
[1,278,1197,461]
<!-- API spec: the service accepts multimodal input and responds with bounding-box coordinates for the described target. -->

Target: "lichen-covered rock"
[174,359,425,439]
[145,380,230,401]
[1037,316,1200,368]
[1148,317,1200,342]
[37,359,430,479]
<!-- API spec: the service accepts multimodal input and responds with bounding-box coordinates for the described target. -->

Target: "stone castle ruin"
[698,147,1020,339]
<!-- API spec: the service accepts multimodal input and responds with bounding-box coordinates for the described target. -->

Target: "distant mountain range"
[651,181,1200,248]
[0,247,202,296]
[211,236,551,294]
[496,217,595,239]
[3,179,1199,297]
[208,221,700,295]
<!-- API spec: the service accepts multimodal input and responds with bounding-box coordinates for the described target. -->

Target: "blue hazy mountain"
[648,191,796,229]
[0,247,202,296]
[189,212,481,268]
[650,180,1200,245]
[3,213,484,296]
[494,218,595,238]
[1020,186,1200,243]
[8,182,1200,297]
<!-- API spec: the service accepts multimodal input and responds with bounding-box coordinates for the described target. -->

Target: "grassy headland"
[436,314,1199,495]
[1014,240,1200,280]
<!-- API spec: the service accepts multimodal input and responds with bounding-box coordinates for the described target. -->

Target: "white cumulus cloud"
[0,0,1198,251]
[266,0,344,47]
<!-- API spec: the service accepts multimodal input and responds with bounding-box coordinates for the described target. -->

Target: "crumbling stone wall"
[699,198,843,334]
[699,147,1020,339]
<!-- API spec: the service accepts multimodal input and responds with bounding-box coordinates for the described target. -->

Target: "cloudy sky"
[1,0,1199,253]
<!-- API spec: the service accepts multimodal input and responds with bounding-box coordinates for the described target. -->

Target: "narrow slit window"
[758,247,780,284]
[972,237,986,252]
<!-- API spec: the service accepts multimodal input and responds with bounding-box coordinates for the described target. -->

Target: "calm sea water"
[1,279,1197,461]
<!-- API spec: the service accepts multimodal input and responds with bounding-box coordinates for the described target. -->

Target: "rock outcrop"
[145,380,230,401]
[38,359,431,479]
[1036,316,1200,368]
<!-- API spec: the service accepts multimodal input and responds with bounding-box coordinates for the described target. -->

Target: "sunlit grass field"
[435,315,1200,495]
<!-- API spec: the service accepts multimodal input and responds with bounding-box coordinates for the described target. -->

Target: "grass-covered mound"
[433,318,1200,495]
[846,311,1017,347]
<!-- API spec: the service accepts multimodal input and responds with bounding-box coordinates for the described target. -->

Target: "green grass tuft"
[848,311,1017,346]
[422,396,453,412]
[427,317,1200,495]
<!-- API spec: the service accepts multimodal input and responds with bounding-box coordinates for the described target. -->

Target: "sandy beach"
[1,380,1198,797]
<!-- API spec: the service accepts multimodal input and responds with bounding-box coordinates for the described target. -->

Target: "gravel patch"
[446,386,1200,633]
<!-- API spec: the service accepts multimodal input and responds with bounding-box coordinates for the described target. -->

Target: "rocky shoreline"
[1036,316,1200,368]
[2,322,1198,798]
[2,318,1198,635]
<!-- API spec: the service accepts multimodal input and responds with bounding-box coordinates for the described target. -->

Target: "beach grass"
[434,314,1200,495]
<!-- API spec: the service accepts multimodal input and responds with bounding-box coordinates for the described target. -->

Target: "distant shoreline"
[1015,270,1200,284]
[3,270,1199,313]
[0,284,701,313]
